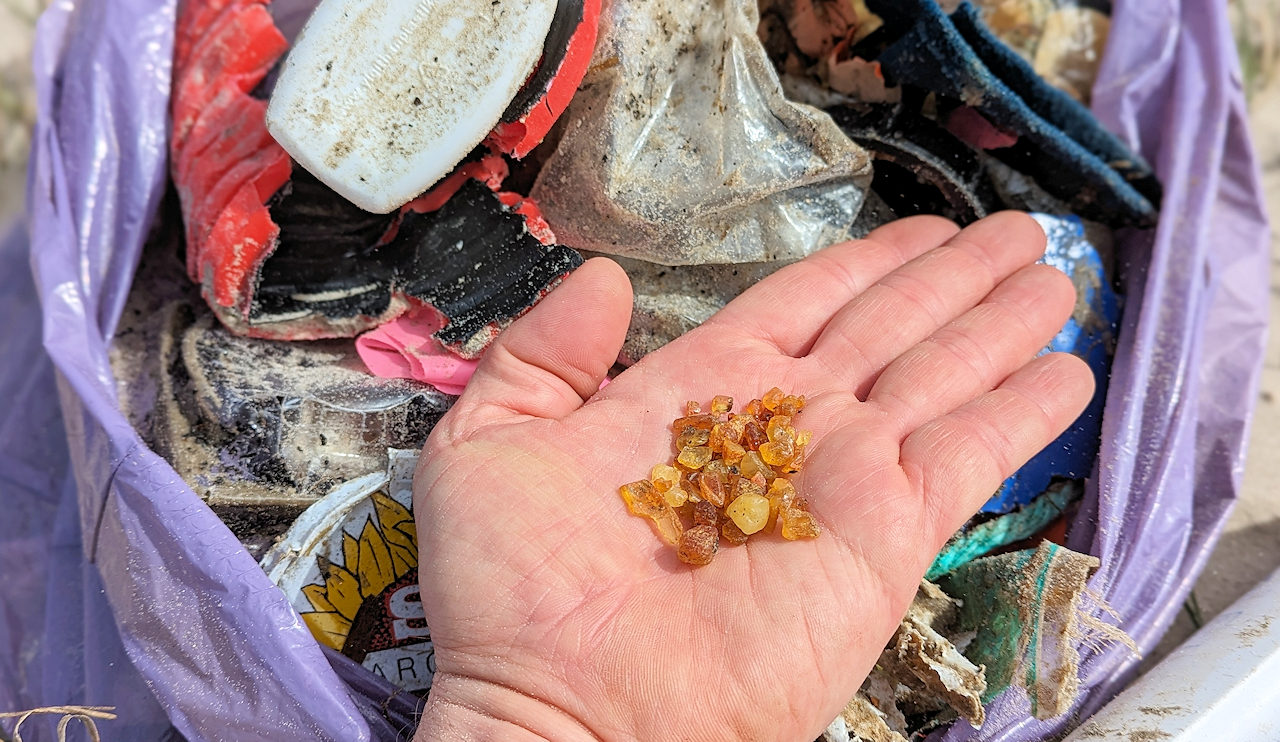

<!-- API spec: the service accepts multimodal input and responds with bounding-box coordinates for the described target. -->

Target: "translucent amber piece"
[651,464,681,492]
[677,446,712,470]
[743,399,764,418]
[759,440,795,467]
[697,469,729,508]
[685,401,702,415]
[678,525,718,565]
[692,499,720,527]
[722,415,748,445]
[721,520,749,545]
[727,494,770,535]
[662,485,689,508]
[767,478,797,505]
[762,387,785,411]
[780,506,821,540]
[708,423,726,453]
[743,420,768,450]
[676,426,711,450]
[619,480,662,517]
[651,503,685,545]
[782,446,805,475]
[739,451,768,480]
[710,395,733,415]
[722,439,746,465]
[766,415,792,441]
[796,430,812,447]
[776,395,805,416]
[672,414,714,432]
[734,477,766,500]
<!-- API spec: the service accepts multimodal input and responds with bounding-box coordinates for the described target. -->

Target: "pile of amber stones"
[619,388,820,565]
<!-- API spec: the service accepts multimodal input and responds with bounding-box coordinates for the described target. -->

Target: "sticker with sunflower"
[263,450,436,692]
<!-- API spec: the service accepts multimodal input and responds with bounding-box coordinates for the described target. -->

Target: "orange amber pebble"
[692,499,720,527]
[776,395,805,416]
[619,480,662,517]
[759,439,795,467]
[650,464,681,492]
[678,525,718,565]
[726,493,770,535]
[743,420,768,449]
[710,395,733,415]
[721,519,749,545]
[766,415,791,441]
[722,415,748,445]
[685,400,702,415]
[780,506,820,540]
[697,469,729,508]
[743,399,764,418]
[739,451,769,481]
[762,387,785,411]
[677,446,712,470]
[722,439,746,465]
[672,413,714,432]
[676,426,711,450]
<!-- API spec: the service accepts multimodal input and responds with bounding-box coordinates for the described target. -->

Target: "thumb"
[460,257,633,419]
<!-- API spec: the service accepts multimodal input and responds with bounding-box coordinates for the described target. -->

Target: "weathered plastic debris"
[824,581,988,741]
[261,450,437,693]
[927,480,1079,580]
[171,0,585,346]
[110,237,451,550]
[861,0,1158,228]
[939,541,1135,720]
[983,213,1119,513]
[531,0,873,266]
[266,0,601,212]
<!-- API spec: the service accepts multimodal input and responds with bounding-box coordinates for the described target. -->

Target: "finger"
[803,211,1048,394]
[900,352,1095,548]
[703,215,960,356]
[461,257,633,419]
[867,263,1076,438]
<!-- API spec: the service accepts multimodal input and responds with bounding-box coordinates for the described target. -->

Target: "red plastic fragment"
[488,0,601,158]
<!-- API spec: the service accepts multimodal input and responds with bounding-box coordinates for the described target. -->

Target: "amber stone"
[677,446,713,470]
[743,420,768,450]
[762,387,785,411]
[678,525,719,565]
[721,439,746,465]
[743,399,764,418]
[721,519,749,545]
[685,400,702,415]
[676,426,711,450]
[710,395,733,415]
[619,480,661,517]
[780,506,821,540]
[766,415,792,441]
[726,494,770,535]
[672,413,714,431]
[692,499,720,528]
[776,395,805,416]
[697,469,729,508]
[759,440,795,467]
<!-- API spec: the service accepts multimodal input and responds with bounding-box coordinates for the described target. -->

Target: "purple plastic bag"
[0,2,1268,742]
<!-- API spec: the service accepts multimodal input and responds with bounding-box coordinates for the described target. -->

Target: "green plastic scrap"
[925,481,1079,581]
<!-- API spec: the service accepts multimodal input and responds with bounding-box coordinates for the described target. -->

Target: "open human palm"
[412,212,1094,741]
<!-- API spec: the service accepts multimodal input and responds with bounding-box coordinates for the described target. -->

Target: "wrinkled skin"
[412,213,1094,741]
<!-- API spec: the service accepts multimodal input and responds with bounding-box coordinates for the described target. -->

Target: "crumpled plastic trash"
[531,0,874,266]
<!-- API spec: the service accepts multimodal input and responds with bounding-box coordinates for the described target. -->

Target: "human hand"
[411,212,1094,741]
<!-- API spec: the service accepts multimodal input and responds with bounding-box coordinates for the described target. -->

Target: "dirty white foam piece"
[266,0,557,213]
[1064,565,1280,740]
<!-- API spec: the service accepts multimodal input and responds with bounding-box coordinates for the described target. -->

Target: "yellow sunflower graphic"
[299,491,419,651]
